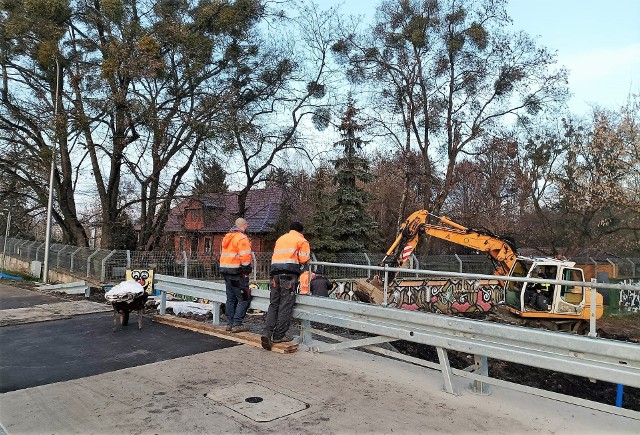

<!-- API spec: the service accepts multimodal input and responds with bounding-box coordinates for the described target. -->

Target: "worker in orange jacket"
[219,217,253,333]
[261,222,310,350]
[298,270,315,295]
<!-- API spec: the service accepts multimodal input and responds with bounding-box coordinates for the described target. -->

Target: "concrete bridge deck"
[0,282,637,434]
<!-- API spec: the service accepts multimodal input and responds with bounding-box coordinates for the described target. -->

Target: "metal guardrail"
[38,280,89,296]
[154,273,640,419]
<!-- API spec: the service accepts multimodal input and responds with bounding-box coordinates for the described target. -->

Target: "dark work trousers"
[223,274,250,326]
[263,274,298,340]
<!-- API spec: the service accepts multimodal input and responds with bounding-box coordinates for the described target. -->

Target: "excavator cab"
[505,258,598,319]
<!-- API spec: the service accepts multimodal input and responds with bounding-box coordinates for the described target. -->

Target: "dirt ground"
[6,279,640,412]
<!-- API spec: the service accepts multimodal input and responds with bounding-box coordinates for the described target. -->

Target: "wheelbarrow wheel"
[120,310,130,326]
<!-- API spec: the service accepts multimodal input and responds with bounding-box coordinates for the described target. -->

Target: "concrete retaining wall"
[2,255,101,286]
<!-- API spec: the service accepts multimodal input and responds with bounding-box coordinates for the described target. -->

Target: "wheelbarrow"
[105,280,149,331]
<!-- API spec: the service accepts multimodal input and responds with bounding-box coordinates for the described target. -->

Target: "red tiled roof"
[165,188,284,234]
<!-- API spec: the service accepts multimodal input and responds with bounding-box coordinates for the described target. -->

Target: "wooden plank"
[150,314,298,354]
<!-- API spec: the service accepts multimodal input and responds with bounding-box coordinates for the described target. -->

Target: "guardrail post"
[70,247,82,272]
[469,355,491,395]
[454,254,463,273]
[589,278,598,338]
[212,302,221,325]
[436,347,457,395]
[160,291,167,315]
[87,249,100,277]
[363,253,371,279]
[383,265,389,306]
[183,250,188,278]
[302,319,312,345]
[101,250,117,282]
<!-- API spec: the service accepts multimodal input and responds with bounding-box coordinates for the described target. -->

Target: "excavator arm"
[381,210,518,277]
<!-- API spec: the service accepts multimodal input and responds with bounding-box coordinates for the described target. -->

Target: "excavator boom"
[382,210,518,276]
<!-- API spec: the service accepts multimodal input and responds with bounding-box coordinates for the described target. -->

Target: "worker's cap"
[290,221,304,233]
[235,217,248,228]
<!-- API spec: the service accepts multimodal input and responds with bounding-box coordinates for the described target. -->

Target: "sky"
[320,0,640,115]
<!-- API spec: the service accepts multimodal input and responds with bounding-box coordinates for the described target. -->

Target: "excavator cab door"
[552,267,585,315]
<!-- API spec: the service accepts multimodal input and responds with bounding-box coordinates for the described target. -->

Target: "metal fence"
[1,236,639,284]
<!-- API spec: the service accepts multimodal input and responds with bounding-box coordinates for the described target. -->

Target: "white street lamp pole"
[43,57,61,283]
[2,210,10,272]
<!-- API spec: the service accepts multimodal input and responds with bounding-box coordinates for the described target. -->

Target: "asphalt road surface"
[0,283,238,393]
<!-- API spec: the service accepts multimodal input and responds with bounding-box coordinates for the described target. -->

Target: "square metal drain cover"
[207,380,308,422]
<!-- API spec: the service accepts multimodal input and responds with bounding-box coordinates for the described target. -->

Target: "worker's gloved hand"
[241,264,252,275]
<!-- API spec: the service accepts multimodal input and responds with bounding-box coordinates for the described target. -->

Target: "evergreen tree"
[193,156,228,196]
[330,99,379,253]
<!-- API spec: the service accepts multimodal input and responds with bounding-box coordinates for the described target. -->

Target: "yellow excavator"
[378,210,603,333]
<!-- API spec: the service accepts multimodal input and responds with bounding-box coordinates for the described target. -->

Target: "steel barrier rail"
[154,273,640,418]
[292,295,640,385]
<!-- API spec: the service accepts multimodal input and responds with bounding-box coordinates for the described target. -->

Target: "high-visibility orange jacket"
[219,228,252,275]
[299,271,316,294]
[270,230,310,276]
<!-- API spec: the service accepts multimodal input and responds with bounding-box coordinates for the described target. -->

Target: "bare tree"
[333,0,568,224]
[216,1,339,217]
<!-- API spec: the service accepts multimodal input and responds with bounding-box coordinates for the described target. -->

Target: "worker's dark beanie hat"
[290,222,304,233]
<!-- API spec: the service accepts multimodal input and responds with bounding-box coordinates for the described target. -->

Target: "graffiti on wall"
[387,278,504,314]
[330,281,359,301]
[126,269,155,295]
[620,280,640,312]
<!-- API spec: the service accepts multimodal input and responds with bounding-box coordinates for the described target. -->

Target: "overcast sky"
[321,0,640,115]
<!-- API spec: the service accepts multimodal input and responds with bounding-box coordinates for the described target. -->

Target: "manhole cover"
[245,396,263,403]
[207,381,308,422]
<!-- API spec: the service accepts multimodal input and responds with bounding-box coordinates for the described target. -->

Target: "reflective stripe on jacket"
[219,228,252,275]
[270,230,310,276]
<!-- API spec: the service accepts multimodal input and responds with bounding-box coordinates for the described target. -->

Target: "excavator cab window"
[560,268,584,305]
[505,259,532,309]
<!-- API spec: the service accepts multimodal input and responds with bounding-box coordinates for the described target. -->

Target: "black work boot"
[260,334,272,350]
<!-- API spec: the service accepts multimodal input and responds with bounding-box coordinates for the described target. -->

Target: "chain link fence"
[1,236,639,284]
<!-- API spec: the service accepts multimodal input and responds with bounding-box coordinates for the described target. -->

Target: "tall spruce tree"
[331,99,379,253]
[193,156,228,196]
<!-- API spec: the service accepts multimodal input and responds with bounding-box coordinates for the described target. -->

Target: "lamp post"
[43,57,61,283]
[2,210,10,272]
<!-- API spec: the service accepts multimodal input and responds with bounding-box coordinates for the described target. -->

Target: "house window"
[186,208,201,223]
[191,237,198,255]
[204,237,212,254]
[179,236,185,252]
